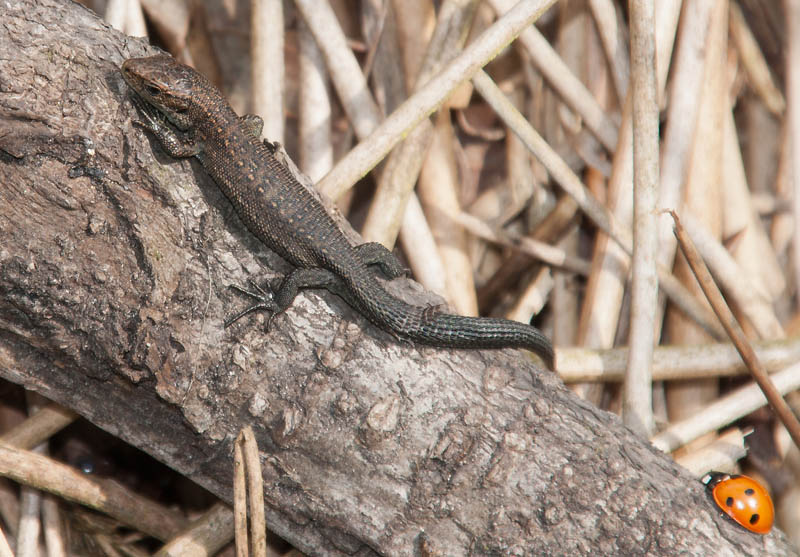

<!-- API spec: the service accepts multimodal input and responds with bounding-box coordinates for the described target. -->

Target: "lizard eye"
[145,84,161,96]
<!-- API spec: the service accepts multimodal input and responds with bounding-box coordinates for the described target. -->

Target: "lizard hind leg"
[226,267,342,330]
[224,280,279,329]
[353,242,408,279]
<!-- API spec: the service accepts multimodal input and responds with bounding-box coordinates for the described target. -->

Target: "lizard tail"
[345,269,554,369]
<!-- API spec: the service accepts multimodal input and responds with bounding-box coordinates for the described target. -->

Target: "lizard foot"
[224,280,281,330]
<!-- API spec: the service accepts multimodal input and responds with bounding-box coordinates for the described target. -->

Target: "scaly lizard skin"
[121,55,554,369]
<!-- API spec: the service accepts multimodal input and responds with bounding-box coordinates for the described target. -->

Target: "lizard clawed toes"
[224,280,280,329]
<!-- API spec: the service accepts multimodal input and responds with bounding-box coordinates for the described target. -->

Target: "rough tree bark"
[0,1,794,555]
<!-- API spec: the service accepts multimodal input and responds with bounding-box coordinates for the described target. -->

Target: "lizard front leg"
[128,94,201,158]
[239,114,264,139]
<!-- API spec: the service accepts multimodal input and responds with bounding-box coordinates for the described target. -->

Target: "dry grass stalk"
[489,0,618,150]
[729,2,785,115]
[663,0,728,457]
[788,0,800,300]
[651,357,800,455]
[298,19,333,183]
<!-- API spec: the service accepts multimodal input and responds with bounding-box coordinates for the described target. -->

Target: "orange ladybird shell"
[707,473,774,535]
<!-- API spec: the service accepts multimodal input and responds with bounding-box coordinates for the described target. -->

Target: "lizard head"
[122,55,206,131]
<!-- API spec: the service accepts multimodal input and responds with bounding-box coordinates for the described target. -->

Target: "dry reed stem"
[0,398,73,556]
[17,481,42,557]
[569,0,674,403]
[557,337,800,383]
[681,211,783,339]
[488,0,618,151]
[238,427,267,557]
[564,8,625,403]
[661,0,728,455]
[506,268,553,325]
[18,395,46,557]
[673,428,747,478]
[392,0,436,93]
[0,402,77,450]
[0,483,18,539]
[294,0,382,142]
[317,0,558,200]
[155,502,234,557]
[0,526,12,557]
[233,430,248,557]
[587,0,630,102]
[0,444,188,542]
[470,69,725,338]
[654,0,715,319]
[777,411,800,489]
[126,0,147,37]
[729,2,785,116]
[500,112,538,221]
[625,0,659,436]
[575,91,631,359]
[651,360,800,454]
[786,0,800,300]
[452,211,590,275]
[473,194,580,311]
[105,0,146,37]
[551,227,581,352]
[720,109,786,305]
[362,0,478,248]
[41,494,66,557]
[398,195,449,299]
[671,212,800,451]
[104,0,127,31]
[772,119,794,259]
[298,19,333,183]
[138,0,191,59]
[417,111,479,316]
[251,0,284,142]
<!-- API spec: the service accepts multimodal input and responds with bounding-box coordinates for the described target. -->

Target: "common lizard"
[121,55,554,369]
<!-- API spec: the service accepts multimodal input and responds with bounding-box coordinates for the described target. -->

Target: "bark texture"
[0,0,794,555]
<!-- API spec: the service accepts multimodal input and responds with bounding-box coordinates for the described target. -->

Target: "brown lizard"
[121,55,554,369]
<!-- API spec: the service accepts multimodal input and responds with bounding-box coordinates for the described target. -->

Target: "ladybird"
[701,472,774,534]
